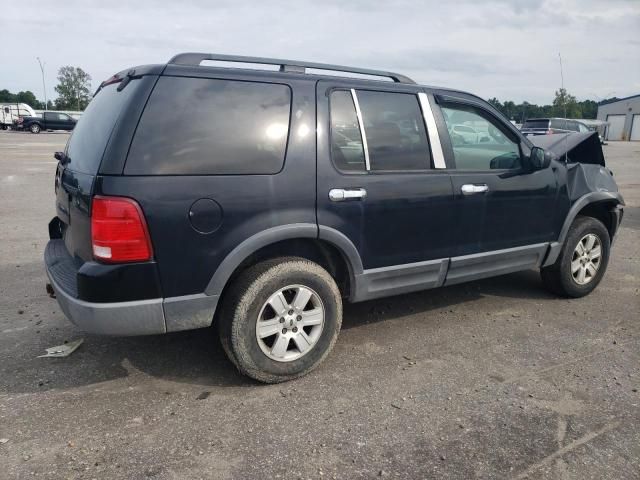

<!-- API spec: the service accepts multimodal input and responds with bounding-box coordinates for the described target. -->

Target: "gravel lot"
[0,131,638,479]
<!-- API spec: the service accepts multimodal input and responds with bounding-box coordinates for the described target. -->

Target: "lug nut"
[282,328,287,334]
[297,315,302,321]
[288,309,294,315]
[292,327,298,333]
[279,317,285,323]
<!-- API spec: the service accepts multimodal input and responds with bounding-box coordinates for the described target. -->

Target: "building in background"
[597,94,640,141]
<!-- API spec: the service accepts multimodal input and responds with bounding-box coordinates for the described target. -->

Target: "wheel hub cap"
[256,285,325,362]
[571,233,602,285]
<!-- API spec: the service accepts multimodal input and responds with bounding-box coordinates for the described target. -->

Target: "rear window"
[522,120,549,129]
[65,81,140,174]
[125,77,291,175]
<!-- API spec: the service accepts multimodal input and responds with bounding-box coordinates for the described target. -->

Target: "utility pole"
[36,57,47,110]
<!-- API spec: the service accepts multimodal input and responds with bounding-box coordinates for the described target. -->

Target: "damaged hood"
[529,131,605,166]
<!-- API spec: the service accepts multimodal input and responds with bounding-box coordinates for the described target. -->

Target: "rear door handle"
[329,188,367,202]
[461,184,489,195]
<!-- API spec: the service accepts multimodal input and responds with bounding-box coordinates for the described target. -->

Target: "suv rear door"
[316,80,455,298]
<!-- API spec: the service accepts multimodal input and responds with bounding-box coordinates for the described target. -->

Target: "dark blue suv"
[45,53,624,383]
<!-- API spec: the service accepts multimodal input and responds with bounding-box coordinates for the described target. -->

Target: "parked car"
[521,117,591,136]
[22,111,77,133]
[44,53,624,383]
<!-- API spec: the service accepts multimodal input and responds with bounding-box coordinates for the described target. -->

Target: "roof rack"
[168,52,416,84]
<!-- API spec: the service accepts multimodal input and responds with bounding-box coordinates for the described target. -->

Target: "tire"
[541,216,610,298]
[219,257,342,383]
[30,123,41,134]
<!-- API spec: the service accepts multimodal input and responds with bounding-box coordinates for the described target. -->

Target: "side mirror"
[529,146,551,170]
[54,151,64,161]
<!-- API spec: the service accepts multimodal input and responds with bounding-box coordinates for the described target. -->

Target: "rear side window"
[65,81,141,174]
[330,90,366,171]
[125,77,291,175]
[357,90,431,171]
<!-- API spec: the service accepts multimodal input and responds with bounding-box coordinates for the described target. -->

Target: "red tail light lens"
[91,196,153,263]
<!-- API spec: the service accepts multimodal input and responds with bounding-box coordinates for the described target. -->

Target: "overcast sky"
[2,0,639,105]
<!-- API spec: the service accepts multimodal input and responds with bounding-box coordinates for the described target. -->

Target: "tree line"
[488,88,614,122]
[1,66,92,111]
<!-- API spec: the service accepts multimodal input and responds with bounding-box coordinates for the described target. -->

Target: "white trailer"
[0,103,38,129]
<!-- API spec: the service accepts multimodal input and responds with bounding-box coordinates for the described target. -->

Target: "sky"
[2,0,639,105]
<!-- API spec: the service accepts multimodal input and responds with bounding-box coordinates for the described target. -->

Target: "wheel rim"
[255,284,325,362]
[31,125,39,133]
[571,233,602,285]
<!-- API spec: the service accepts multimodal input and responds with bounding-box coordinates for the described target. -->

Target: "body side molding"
[352,258,448,302]
[445,243,549,286]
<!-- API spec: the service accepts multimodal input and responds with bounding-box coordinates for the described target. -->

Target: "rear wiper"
[54,151,70,165]
[117,69,143,92]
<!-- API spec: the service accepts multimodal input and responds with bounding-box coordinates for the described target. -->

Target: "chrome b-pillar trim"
[350,88,371,171]
[418,92,446,169]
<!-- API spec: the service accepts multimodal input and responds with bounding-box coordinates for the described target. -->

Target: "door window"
[329,89,432,172]
[357,90,431,171]
[441,104,522,170]
[329,90,366,172]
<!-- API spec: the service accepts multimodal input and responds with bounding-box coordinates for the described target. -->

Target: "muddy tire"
[541,216,610,298]
[219,257,342,383]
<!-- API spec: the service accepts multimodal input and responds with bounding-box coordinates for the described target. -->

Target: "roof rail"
[168,52,416,84]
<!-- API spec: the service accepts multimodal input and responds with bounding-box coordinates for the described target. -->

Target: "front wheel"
[219,258,342,383]
[30,123,41,134]
[541,216,610,297]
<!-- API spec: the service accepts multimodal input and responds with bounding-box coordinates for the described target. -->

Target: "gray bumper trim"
[163,293,219,332]
[47,269,167,336]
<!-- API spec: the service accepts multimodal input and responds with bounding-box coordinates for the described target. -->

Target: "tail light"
[91,196,153,263]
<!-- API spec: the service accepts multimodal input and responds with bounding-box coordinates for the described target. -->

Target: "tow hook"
[46,283,56,299]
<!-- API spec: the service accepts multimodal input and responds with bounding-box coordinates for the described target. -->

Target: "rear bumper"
[47,269,167,335]
[45,238,218,336]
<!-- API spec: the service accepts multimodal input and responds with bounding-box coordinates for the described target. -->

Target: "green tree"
[16,91,40,108]
[552,88,581,118]
[54,66,92,110]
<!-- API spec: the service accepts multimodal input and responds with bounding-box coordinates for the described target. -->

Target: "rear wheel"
[219,258,342,383]
[30,123,41,134]
[541,216,610,297]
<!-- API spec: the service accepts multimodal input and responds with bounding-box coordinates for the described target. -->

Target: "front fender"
[542,190,624,267]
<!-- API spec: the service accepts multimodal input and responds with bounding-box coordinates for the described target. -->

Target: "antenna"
[559,52,568,162]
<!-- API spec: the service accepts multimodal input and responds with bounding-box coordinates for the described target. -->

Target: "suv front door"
[316,80,455,300]
[433,95,563,284]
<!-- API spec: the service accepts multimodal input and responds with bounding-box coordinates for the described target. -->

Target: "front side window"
[357,90,431,171]
[441,105,521,170]
[126,77,291,175]
[330,90,365,172]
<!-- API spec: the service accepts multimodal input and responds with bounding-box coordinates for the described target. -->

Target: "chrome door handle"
[461,184,489,195]
[329,188,367,202]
